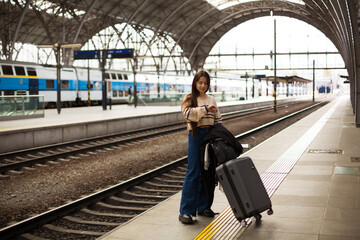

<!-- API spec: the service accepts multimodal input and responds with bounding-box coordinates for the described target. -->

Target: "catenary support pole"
[313,60,315,102]
[56,44,61,114]
[273,18,277,113]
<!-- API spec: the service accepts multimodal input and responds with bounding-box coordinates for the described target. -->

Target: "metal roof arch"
[180,1,343,71]
[0,1,357,75]
[148,0,193,46]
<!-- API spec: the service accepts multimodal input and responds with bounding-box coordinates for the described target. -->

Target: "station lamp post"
[38,43,82,114]
[132,56,138,108]
[313,60,316,102]
[245,72,248,100]
[273,17,277,113]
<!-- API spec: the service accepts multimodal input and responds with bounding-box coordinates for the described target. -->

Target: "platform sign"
[254,74,266,79]
[74,50,100,60]
[240,74,266,79]
[106,49,134,59]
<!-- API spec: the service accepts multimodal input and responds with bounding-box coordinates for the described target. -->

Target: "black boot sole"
[179,215,194,224]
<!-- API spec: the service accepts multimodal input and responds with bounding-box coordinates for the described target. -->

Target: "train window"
[4,90,15,95]
[15,66,26,75]
[111,73,117,80]
[123,74,128,80]
[105,73,110,79]
[61,80,69,89]
[112,91,118,97]
[27,67,37,76]
[46,80,55,89]
[117,73,123,80]
[16,90,26,95]
[2,65,14,75]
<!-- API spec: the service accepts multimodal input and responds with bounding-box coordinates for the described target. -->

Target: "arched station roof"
[1,0,360,126]
[1,1,359,70]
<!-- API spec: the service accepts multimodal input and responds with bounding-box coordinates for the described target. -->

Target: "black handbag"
[211,139,239,164]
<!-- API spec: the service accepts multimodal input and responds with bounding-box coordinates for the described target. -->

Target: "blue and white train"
[1,60,310,108]
[0,60,251,107]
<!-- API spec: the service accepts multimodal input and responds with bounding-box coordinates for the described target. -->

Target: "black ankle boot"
[179,214,195,224]
[198,209,215,217]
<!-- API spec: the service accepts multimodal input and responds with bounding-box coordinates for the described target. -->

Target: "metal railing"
[0,95,44,121]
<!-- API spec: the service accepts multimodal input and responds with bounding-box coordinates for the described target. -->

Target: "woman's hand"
[207,104,218,113]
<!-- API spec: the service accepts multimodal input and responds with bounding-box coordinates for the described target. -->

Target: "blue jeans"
[180,128,209,216]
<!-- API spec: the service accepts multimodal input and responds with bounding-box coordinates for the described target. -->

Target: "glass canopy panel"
[205,0,305,10]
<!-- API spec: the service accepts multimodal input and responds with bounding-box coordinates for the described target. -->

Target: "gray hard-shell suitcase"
[216,156,273,223]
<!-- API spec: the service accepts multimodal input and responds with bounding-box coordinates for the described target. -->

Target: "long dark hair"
[182,70,211,135]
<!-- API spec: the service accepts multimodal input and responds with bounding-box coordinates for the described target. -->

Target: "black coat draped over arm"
[199,124,243,209]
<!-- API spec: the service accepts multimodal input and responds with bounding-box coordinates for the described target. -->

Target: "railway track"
[0,101,328,240]
[0,101,302,178]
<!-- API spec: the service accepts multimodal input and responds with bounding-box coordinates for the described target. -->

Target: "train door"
[107,81,112,107]
[107,81,112,99]
[29,78,39,109]
[29,78,39,95]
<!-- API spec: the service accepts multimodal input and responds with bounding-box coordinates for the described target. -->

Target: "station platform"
[0,103,180,133]
[99,95,360,240]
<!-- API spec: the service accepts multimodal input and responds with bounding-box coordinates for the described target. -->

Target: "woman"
[179,70,222,224]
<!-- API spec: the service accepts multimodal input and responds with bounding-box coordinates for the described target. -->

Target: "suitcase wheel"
[240,220,247,227]
[254,213,262,221]
[267,208,274,215]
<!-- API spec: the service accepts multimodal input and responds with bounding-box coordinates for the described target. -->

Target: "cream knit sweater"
[181,94,222,131]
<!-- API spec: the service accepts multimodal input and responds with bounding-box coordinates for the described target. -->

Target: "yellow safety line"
[194,206,232,240]
[194,209,227,239]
